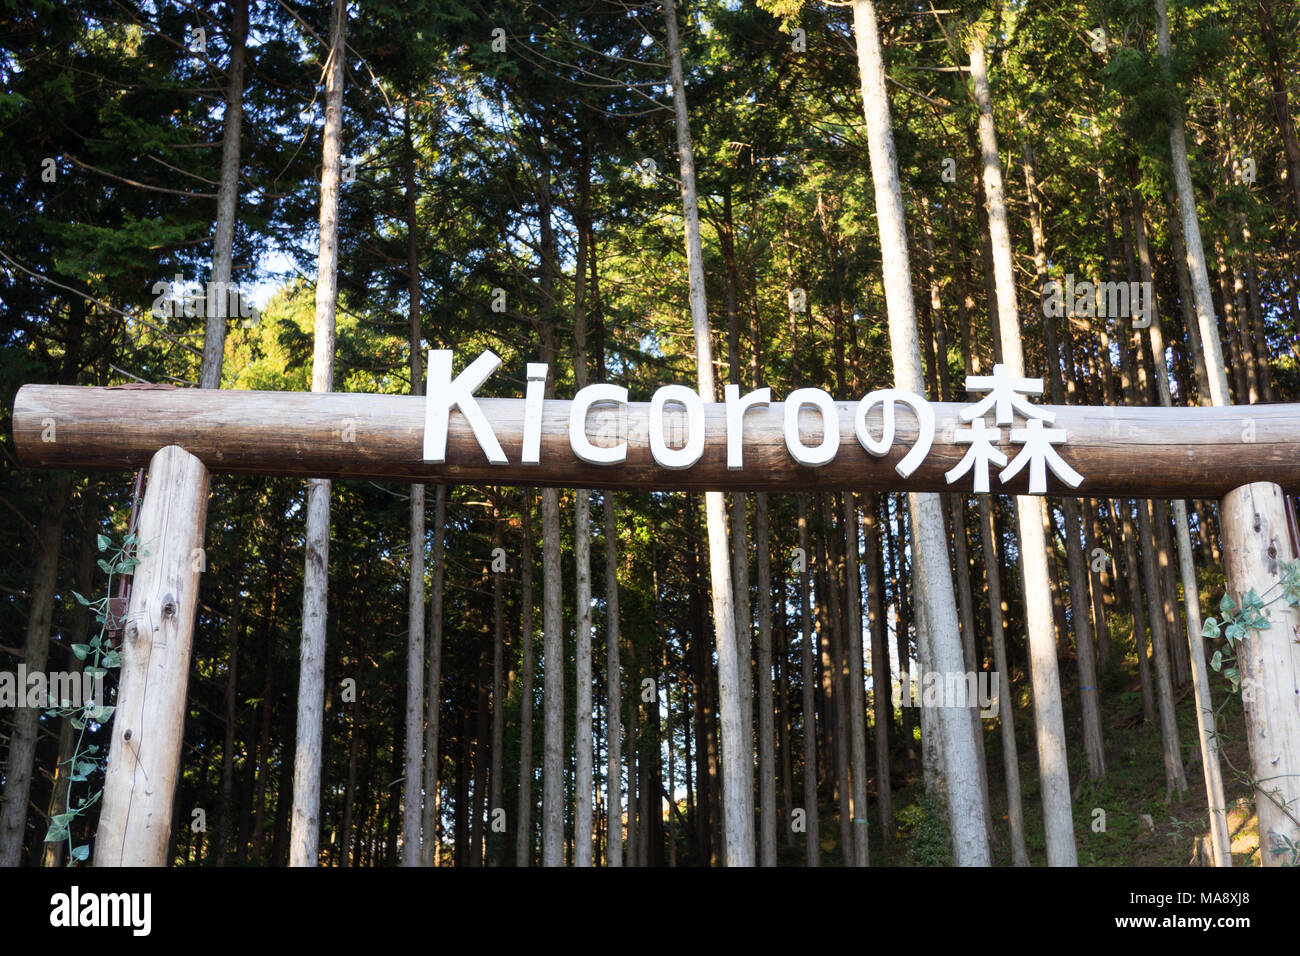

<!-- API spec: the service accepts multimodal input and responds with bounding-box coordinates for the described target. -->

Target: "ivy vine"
[43,530,140,864]
[1200,557,1300,865]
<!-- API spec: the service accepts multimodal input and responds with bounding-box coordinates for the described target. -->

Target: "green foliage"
[2,0,1297,870]
[43,529,140,863]
[1202,560,1300,697]
[897,796,954,867]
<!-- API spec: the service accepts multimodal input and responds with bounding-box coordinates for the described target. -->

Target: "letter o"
[783,388,840,466]
[649,385,705,470]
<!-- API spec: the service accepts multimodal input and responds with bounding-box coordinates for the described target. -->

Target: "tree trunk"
[215,553,244,865]
[775,575,795,850]
[1085,502,1112,672]
[1153,498,1187,686]
[489,505,506,865]
[853,0,989,865]
[1115,498,1157,722]
[818,508,853,859]
[540,481,564,866]
[1025,141,1105,778]
[1258,0,1300,222]
[42,488,94,868]
[663,0,750,865]
[199,0,247,389]
[1220,482,1300,866]
[887,498,918,771]
[687,503,717,864]
[535,118,566,868]
[1137,498,1190,801]
[978,496,1029,865]
[796,496,819,865]
[0,475,72,865]
[722,191,755,789]
[863,495,891,838]
[968,34,1076,864]
[572,166,595,867]
[515,491,535,866]
[422,484,446,866]
[756,491,777,865]
[604,494,623,866]
[1166,197,1212,404]
[401,107,425,866]
[841,493,869,866]
[1155,0,1232,407]
[289,0,346,868]
[341,696,360,865]
[626,634,639,867]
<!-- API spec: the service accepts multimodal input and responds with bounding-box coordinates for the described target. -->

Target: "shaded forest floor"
[788,567,1263,866]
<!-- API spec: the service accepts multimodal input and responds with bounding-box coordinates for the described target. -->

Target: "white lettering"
[423,349,507,465]
[724,384,771,470]
[521,363,547,465]
[569,384,628,465]
[854,388,934,477]
[649,385,705,470]
[783,388,839,466]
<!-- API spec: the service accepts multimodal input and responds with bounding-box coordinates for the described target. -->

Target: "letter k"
[423,349,507,464]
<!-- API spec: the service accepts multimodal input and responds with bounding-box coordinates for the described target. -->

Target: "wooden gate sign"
[13,350,1300,497]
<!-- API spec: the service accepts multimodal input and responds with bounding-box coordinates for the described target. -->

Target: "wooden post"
[1220,481,1300,866]
[95,445,210,866]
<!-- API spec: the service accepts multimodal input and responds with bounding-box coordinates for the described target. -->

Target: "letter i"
[522,363,548,465]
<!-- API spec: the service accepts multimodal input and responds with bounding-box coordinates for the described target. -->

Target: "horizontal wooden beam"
[14,384,1300,497]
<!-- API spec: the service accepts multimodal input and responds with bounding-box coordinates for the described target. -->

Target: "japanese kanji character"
[945,418,1007,494]
[999,417,1084,494]
[959,364,1055,425]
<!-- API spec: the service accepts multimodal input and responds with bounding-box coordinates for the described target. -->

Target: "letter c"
[569,384,628,465]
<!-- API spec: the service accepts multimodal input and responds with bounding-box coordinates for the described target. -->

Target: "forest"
[1,0,1299,872]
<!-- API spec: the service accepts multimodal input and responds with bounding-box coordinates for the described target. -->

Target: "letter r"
[423,349,508,464]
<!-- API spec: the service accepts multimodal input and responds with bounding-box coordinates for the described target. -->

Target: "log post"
[95,445,210,866]
[1220,481,1300,866]
[15,383,1300,497]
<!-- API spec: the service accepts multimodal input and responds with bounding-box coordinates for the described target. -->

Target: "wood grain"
[1220,481,1300,866]
[94,444,209,867]
[14,383,1300,496]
